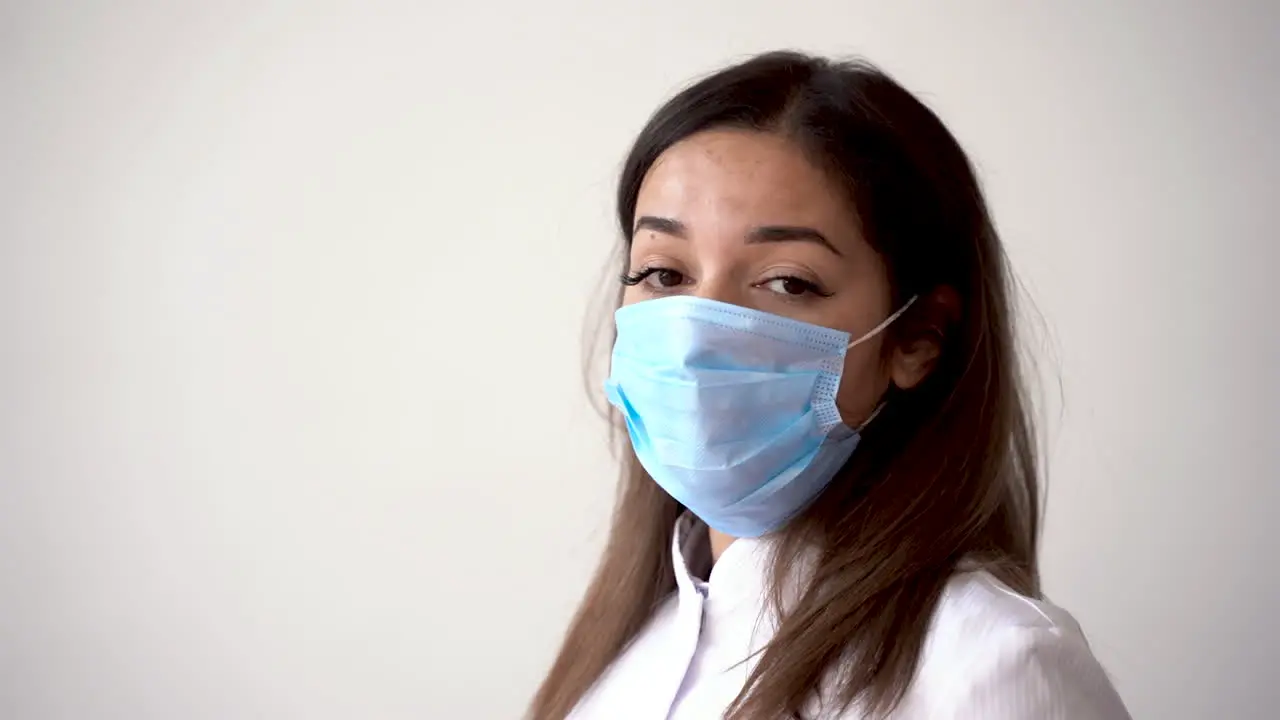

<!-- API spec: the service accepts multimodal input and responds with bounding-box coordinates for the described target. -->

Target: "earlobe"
[889,285,958,390]
[891,338,941,390]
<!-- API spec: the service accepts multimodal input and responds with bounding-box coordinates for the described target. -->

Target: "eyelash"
[620,267,683,288]
[619,266,834,299]
[775,277,834,299]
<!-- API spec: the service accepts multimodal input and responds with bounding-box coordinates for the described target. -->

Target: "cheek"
[835,344,893,426]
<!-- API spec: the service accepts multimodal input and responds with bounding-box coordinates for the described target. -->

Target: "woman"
[530,51,1129,719]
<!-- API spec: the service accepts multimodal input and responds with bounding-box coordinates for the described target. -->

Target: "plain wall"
[3,1,1277,718]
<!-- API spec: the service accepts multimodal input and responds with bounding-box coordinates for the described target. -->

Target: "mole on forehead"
[652,139,806,185]
[696,133,783,161]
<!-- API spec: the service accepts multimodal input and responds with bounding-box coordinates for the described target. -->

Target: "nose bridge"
[691,259,748,307]
[687,220,754,307]
[692,276,739,305]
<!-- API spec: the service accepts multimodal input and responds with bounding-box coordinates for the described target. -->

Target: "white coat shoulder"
[876,570,1131,719]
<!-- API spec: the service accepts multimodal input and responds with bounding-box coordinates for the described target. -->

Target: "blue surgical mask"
[604,295,916,538]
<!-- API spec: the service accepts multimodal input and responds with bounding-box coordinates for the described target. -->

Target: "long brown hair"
[530,50,1040,720]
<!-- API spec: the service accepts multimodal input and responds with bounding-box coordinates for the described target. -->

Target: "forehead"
[635,129,858,234]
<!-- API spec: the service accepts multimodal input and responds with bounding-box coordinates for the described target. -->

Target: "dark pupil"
[781,278,806,295]
[657,270,682,287]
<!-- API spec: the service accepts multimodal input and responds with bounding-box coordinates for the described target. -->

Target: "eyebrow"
[633,215,688,238]
[746,225,843,257]
[632,215,843,257]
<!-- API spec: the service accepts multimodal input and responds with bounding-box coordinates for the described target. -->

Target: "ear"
[890,285,960,390]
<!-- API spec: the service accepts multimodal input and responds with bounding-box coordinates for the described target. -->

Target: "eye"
[621,267,687,290]
[759,275,832,298]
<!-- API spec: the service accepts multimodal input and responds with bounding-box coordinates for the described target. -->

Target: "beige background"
[3,1,1277,718]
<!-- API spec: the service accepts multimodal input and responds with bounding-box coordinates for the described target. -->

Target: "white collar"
[670,513,777,617]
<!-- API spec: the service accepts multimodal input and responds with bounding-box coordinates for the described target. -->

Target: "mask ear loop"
[847,295,919,432]
[856,403,885,432]
[847,295,918,349]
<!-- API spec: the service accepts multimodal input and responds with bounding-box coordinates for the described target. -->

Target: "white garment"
[568,514,1130,719]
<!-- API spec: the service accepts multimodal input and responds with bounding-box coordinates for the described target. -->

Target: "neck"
[708,528,737,563]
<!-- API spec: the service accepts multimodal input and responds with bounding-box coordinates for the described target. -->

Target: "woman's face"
[624,129,901,426]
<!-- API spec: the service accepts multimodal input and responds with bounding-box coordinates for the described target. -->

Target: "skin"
[622,129,947,562]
